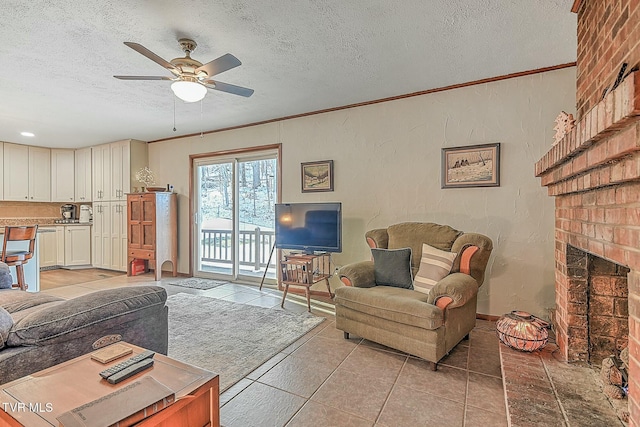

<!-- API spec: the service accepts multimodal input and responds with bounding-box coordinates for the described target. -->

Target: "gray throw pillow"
[0,306,13,350]
[0,263,12,289]
[371,247,414,289]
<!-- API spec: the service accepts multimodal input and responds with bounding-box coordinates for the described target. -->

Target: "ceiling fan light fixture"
[171,80,207,103]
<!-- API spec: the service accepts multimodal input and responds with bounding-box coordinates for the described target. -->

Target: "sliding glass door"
[193,150,278,283]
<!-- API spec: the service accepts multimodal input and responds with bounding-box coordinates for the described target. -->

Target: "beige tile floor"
[41,270,507,427]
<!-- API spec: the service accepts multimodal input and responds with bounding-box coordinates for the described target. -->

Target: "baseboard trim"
[476,313,500,321]
[60,265,94,270]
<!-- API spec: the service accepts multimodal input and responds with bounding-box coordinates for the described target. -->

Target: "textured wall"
[149,67,576,317]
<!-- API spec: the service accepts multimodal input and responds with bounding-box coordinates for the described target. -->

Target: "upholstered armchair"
[334,222,492,370]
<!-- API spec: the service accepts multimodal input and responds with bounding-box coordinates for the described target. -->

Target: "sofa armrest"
[7,286,167,347]
[338,261,376,288]
[426,273,478,309]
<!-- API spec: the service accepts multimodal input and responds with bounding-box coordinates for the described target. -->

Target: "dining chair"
[1,225,38,290]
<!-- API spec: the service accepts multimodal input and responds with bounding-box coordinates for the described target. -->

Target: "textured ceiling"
[0,1,576,149]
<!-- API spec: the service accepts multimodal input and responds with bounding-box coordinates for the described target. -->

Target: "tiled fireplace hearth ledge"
[500,337,625,426]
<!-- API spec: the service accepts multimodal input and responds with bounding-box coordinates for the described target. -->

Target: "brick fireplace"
[536,1,640,423]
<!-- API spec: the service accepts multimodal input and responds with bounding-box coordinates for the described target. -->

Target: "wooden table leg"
[281,282,290,308]
[324,278,333,299]
[305,285,311,312]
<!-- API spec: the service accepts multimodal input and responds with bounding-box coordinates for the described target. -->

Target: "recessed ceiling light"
[20,132,35,137]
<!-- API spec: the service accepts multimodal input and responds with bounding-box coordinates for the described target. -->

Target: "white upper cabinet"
[92,139,147,203]
[110,140,129,200]
[3,143,30,201]
[28,146,51,202]
[109,139,148,200]
[92,143,111,201]
[51,149,75,202]
[75,147,92,202]
[0,139,145,204]
[1,143,50,201]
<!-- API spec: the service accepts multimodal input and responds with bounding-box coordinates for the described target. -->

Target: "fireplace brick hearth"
[537,58,640,427]
[536,70,640,422]
[538,1,640,423]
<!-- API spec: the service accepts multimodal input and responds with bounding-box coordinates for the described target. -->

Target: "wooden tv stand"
[280,252,333,312]
[0,343,219,427]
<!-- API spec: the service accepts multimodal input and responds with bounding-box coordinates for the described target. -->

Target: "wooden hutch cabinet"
[127,192,177,280]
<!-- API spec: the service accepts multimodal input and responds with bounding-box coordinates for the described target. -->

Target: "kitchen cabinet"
[56,227,65,266]
[109,139,148,200]
[91,139,147,271]
[74,147,92,202]
[92,143,110,201]
[92,202,110,269]
[3,143,29,200]
[44,225,92,267]
[64,225,91,266]
[92,201,127,271]
[108,201,127,271]
[28,146,51,202]
[92,139,147,202]
[3,144,51,202]
[51,149,75,202]
[39,227,58,268]
[127,192,177,280]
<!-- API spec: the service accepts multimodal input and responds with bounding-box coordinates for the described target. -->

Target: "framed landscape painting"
[301,160,334,192]
[441,143,501,188]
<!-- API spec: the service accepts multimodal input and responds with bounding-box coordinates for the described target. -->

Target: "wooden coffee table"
[0,343,219,427]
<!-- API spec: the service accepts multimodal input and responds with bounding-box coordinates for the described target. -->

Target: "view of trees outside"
[199,159,277,230]
[198,159,277,277]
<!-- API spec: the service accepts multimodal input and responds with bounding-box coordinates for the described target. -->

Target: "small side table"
[280,253,333,312]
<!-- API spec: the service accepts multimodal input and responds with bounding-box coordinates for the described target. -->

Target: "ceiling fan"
[114,38,254,102]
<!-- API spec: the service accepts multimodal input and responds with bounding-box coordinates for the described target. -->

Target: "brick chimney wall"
[576,0,640,119]
[537,1,640,424]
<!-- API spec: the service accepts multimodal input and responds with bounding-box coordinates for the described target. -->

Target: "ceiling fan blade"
[123,42,179,73]
[203,80,254,97]
[195,53,241,77]
[114,75,173,80]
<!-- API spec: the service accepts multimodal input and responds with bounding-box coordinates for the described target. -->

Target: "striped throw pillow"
[413,243,457,294]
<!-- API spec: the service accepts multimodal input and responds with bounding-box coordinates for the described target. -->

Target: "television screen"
[275,202,342,253]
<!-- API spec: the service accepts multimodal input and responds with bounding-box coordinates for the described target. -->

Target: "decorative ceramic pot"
[496,310,549,352]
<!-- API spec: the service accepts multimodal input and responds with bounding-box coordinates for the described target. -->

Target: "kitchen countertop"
[0,228,56,234]
[0,218,92,227]
[39,223,93,227]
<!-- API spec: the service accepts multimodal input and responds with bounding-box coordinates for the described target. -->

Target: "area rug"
[166,293,325,391]
[163,277,226,290]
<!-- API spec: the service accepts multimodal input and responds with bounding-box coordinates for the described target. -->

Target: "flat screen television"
[275,202,342,254]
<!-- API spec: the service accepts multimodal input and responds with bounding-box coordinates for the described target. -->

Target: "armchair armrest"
[365,229,388,249]
[338,261,376,288]
[426,273,478,309]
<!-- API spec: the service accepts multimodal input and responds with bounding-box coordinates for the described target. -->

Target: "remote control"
[99,350,155,379]
[106,358,155,384]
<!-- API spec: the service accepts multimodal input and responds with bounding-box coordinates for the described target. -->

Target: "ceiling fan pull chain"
[173,97,177,132]
[200,99,204,138]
